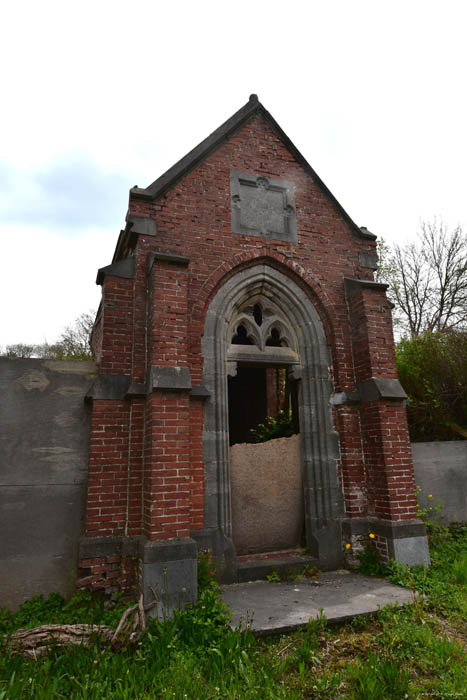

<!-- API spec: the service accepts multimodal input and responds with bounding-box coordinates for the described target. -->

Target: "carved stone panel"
[230,170,297,242]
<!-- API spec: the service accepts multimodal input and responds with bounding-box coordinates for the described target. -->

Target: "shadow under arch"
[195,263,344,580]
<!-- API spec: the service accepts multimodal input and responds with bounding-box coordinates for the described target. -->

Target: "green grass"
[453,549,467,585]
[0,590,132,637]
[1,525,466,699]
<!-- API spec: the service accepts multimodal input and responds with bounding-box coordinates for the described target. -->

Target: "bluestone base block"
[388,536,431,567]
[140,537,198,618]
[377,519,431,567]
[343,517,431,567]
[307,519,343,570]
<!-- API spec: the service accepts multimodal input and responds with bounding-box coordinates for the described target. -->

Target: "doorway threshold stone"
[236,549,318,583]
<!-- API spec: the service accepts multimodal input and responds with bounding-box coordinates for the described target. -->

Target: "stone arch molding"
[229,296,298,346]
[200,264,344,573]
[226,294,300,375]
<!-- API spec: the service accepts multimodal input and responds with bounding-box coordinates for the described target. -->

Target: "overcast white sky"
[1,0,466,346]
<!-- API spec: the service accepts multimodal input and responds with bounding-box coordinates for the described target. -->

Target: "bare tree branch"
[378,220,467,337]
[1,311,96,360]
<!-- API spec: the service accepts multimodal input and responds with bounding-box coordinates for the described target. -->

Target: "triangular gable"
[129,94,375,241]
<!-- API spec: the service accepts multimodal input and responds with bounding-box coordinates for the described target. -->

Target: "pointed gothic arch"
[200,264,344,575]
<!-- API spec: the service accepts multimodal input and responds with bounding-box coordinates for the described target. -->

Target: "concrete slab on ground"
[221,570,414,635]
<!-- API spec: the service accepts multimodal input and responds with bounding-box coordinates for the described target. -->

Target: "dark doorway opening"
[228,365,299,446]
[228,366,267,445]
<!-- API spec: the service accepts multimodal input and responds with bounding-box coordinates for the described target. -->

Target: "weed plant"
[250,409,296,443]
[355,545,387,577]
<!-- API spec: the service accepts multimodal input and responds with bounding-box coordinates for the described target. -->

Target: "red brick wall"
[86,400,131,537]
[148,260,189,368]
[126,398,145,536]
[334,404,368,518]
[189,399,204,530]
[360,401,417,520]
[143,392,191,540]
[99,276,134,376]
[348,287,398,382]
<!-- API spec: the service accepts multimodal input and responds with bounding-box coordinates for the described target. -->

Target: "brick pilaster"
[143,254,193,540]
[345,279,417,520]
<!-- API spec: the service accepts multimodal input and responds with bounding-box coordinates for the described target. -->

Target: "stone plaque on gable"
[230,170,297,242]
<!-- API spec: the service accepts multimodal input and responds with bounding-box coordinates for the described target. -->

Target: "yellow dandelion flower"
[428,494,433,499]
[369,533,375,539]
[345,543,351,550]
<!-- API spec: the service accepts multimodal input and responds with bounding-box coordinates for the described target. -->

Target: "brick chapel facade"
[78,95,429,611]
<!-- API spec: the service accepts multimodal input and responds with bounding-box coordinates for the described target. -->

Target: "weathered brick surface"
[86,400,131,537]
[333,404,368,517]
[143,392,191,539]
[99,277,134,376]
[348,287,398,382]
[360,401,417,520]
[76,555,137,599]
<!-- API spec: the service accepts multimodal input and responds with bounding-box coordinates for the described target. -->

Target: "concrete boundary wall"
[412,441,467,523]
[0,358,97,610]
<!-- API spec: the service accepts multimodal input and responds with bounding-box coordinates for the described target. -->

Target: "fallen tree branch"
[5,594,157,657]
[6,624,114,658]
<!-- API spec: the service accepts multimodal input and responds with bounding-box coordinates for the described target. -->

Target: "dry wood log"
[5,594,157,657]
[7,624,114,658]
